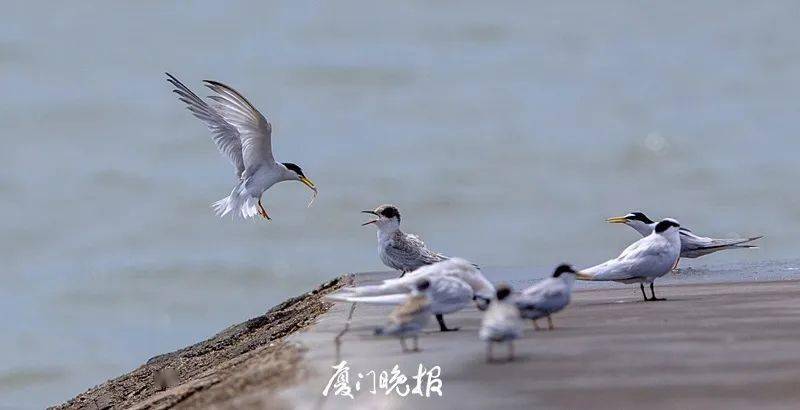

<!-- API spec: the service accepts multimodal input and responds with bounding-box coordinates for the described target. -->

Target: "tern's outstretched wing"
[329,258,485,304]
[329,276,471,309]
[328,293,408,305]
[203,79,274,173]
[166,73,245,177]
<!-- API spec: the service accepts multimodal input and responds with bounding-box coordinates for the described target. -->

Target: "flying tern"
[167,73,317,220]
[577,219,682,301]
[607,212,762,258]
[479,284,523,363]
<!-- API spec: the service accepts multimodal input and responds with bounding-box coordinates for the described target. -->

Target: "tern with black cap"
[577,219,682,301]
[480,284,523,363]
[607,211,762,259]
[166,73,317,220]
[362,204,450,276]
[514,264,580,330]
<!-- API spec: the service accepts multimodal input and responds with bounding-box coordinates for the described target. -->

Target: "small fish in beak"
[299,176,317,208]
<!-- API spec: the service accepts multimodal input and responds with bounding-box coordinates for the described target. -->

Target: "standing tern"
[328,258,494,331]
[166,73,317,220]
[362,204,450,276]
[607,211,762,258]
[577,219,682,301]
[479,285,522,363]
[514,264,578,330]
[373,279,432,352]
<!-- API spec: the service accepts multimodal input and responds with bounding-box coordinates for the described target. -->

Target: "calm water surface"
[2,1,800,407]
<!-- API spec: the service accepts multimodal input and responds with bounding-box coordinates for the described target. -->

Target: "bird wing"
[583,235,676,281]
[328,293,408,305]
[617,235,653,260]
[385,233,448,269]
[430,276,473,306]
[328,279,412,298]
[520,277,555,297]
[680,229,762,251]
[202,80,274,173]
[166,73,245,177]
[333,259,484,304]
[517,279,568,311]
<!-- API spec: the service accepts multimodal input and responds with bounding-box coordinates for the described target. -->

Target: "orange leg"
[258,197,271,220]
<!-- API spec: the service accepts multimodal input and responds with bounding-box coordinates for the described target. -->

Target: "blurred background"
[2,1,799,407]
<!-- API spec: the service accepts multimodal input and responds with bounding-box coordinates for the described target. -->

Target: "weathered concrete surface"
[282,275,800,410]
[54,277,346,410]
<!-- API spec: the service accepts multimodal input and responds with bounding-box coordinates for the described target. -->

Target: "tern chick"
[480,285,522,363]
[362,204,450,276]
[607,211,762,259]
[374,279,433,353]
[167,73,317,220]
[578,219,682,301]
[514,264,578,330]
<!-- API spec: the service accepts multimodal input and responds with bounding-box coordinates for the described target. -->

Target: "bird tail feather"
[211,185,260,219]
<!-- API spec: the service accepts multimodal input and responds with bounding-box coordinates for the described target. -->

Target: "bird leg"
[640,283,649,301]
[399,271,407,278]
[257,198,271,220]
[508,341,515,361]
[532,320,542,331]
[436,314,459,332]
[671,257,681,271]
[649,282,666,301]
[399,337,408,353]
[412,335,420,352]
[486,343,494,363]
[547,315,554,330]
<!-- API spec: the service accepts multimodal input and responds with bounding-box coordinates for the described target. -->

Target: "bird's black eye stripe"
[553,264,574,277]
[629,212,654,224]
[281,162,304,177]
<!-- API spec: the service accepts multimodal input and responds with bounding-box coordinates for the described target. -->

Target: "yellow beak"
[606,216,630,224]
[299,176,316,191]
